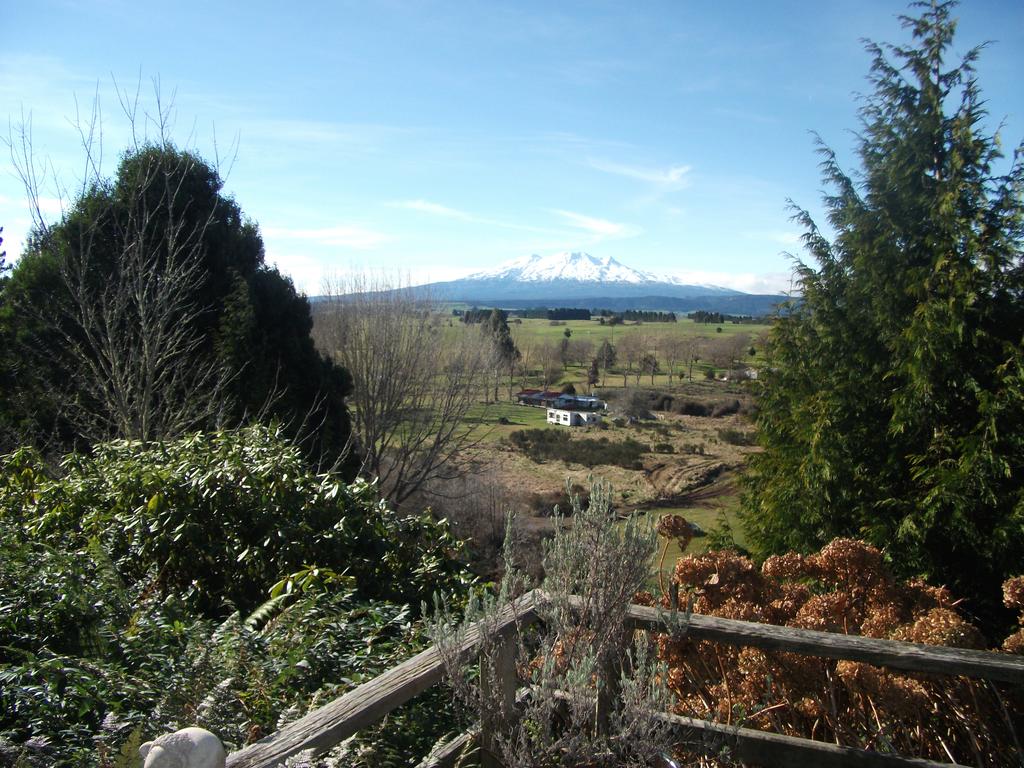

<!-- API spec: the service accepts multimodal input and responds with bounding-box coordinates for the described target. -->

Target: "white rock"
[139,727,226,768]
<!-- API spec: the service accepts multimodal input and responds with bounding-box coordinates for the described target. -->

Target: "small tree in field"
[596,338,616,386]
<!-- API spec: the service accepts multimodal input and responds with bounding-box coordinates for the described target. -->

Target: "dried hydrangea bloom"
[813,537,888,592]
[762,551,809,580]
[1003,575,1024,611]
[793,696,825,719]
[892,607,985,649]
[836,661,930,718]
[902,578,956,612]
[658,537,1016,757]
[860,603,905,639]
[766,582,811,625]
[656,514,693,541]
[674,549,768,607]
[711,596,769,623]
[792,592,862,634]
[632,589,656,607]
[1003,628,1024,655]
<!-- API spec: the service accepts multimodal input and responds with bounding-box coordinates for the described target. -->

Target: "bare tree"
[314,275,493,505]
[661,334,684,387]
[511,328,535,391]
[684,335,705,381]
[595,337,616,387]
[703,332,751,375]
[539,341,564,388]
[7,88,230,443]
[617,332,645,388]
[568,338,594,368]
[639,352,660,386]
[727,331,753,368]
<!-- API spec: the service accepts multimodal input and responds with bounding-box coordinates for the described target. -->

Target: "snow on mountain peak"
[468,251,660,284]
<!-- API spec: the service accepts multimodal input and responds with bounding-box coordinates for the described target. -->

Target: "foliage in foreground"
[0,426,469,766]
[647,528,1024,765]
[430,482,677,768]
[745,0,1024,630]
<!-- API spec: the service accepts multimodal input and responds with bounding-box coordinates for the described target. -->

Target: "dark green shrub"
[0,428,470,766]
[507,429,647,469]
[6,425,468,617]
[649,393,675,411]
[673,400,712,416]
[711,399,742,418]
[717,427,755,446]
[527,483,591,516]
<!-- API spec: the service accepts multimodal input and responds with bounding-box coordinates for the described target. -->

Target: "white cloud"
[551,209,633,238]
[0,192,64,216]
[262,225,392,249]
[748,230,802,247]
[588,158,692,187]
[390,199,472,220]
[35,196,65,216]
[391,199,558,236]
[667,269,797,295]
[264,249,327,295]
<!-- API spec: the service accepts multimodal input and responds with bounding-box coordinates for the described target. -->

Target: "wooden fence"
[222,589,1024,768]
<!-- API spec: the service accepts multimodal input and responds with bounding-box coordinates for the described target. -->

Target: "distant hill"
[466,293,787,316]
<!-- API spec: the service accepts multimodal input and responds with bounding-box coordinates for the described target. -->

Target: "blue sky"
[2,0,1022,294]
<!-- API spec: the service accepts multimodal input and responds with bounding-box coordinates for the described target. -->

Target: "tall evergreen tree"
[0,145,356,474]
[484,308,519,401]
[744,1,1024,628]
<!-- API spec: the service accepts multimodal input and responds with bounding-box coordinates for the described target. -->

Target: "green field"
[443,315,771,397]
[463,400,551,441]
[509,316,769,344]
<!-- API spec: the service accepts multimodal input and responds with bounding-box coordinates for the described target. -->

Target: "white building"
[547,408,602,427]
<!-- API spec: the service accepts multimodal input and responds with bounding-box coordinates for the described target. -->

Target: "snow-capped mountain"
[352,251,785,315]
[464,252,733,293]
[467,252,659,284]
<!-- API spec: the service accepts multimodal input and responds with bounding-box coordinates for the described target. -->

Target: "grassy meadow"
[442,314,772,398]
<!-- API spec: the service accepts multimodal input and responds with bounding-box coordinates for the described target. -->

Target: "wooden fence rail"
[218,588,1023,768]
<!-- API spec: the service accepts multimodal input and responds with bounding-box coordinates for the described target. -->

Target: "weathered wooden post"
[479,631,518,768]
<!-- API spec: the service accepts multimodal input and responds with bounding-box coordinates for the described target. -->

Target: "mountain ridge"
[316,252,788,316]
[463,251,738,293]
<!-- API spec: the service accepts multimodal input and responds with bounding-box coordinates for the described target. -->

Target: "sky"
[2,0,1023,295]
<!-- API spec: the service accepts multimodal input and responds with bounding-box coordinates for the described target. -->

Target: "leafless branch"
[314,273,493,505]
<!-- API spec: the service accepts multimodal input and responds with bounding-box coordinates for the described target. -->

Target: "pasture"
[440,314,772,397]
[508,315,769,344]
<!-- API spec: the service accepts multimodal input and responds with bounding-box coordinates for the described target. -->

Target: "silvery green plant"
[431,479,675,767]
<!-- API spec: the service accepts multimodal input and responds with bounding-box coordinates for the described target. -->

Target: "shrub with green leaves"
[4,425,468,617]
[0,426,469,766]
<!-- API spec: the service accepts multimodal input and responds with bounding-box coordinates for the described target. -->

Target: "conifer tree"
[0,145,356,473]
[484,308,519,401]
[745,1,1024,628]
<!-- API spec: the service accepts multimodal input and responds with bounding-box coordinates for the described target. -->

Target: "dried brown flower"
[1003,575,1024,611]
